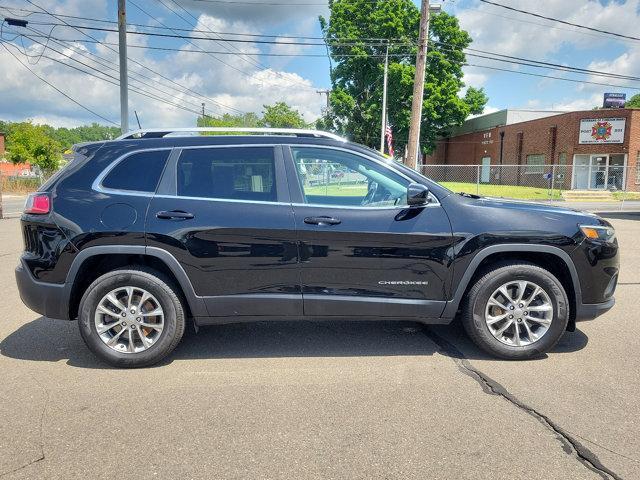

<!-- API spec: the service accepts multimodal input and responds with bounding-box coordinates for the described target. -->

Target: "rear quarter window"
[102,150,170,193]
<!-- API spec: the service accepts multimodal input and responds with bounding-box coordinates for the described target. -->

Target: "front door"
[608,154,626,190]
[481,157,491,183]
[286,145,453,319]
[146,145,301,318]
[590,155,608,190]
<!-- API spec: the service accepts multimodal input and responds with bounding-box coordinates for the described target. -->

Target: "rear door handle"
[304,216,341,226]
[156,210,195,220]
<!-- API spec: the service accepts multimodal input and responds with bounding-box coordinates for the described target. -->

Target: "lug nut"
[121,321,126,327]
[130,308,136,314]
[517,318,523,323]
[121,312,127,317]
[524,311,528,316]
[518,303,524,308]
[130,325,136,329]
[136,317,142,322]
[509,305,515,310]
[509,314,514,319]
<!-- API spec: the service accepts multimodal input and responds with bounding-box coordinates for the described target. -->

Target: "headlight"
[579,224,616,242]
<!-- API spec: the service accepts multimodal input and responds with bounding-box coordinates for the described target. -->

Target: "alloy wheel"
[484,280,553,347]
[94,286,164,354]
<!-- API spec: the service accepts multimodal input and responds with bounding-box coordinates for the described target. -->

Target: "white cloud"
[457,0,640,58]
[0,0,323,128]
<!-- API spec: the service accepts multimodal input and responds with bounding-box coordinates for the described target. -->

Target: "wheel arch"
[442,244,581,322]
[65,246,206,320]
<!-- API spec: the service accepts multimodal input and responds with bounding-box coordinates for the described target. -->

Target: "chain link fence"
[421,164,640,208]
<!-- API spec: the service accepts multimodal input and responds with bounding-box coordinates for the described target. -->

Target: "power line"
[465,62,640,91]
[13,20,413,47]
[166,0,314,90]
[23,0,246,115]
[473,5,639,45]
[0,4,410,42]
[479,0,640,42]
[188,0,332,5]
[15,29,640,86]
[22,29,226,115]
[0,40,119,125]
[3,38,210,119]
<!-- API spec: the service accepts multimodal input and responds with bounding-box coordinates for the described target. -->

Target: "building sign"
[603,93,626,108]
[579,118,626,144]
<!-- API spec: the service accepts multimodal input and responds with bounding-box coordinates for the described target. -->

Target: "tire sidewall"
[470,265,569,358]
[79,270,181,367]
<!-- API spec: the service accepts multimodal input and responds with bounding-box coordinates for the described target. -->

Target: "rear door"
[285,145,454,319]
[146,144,301,318]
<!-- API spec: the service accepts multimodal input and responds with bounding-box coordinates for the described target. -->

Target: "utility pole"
[379,42,389,154]
[406,1,440,169]
[317,89,331,113]
[201,102,206,121]
[118,0,129,133]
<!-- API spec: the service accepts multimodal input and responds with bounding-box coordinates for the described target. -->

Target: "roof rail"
[115,127,347,142]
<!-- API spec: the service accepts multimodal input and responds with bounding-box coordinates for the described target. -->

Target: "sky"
[0,0,639,129]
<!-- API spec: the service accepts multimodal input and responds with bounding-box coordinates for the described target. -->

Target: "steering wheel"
[361,181,379,205]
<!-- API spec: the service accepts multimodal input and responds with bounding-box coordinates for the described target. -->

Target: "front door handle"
[304,216,341,226]
[156,210,195,220]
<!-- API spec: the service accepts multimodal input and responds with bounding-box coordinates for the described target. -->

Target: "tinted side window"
[102,150,170,192]
[177,147,276,201]
[292,147,409,207]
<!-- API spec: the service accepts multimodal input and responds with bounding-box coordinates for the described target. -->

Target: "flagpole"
[380,41,389,153]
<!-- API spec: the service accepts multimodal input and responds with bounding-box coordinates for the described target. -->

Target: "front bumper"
[575,297,615,322]
[15,258,70,320]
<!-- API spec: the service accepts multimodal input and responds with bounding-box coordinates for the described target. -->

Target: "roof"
[450,109,565,136]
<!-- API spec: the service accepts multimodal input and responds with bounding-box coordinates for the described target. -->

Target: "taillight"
[24,193,50,215]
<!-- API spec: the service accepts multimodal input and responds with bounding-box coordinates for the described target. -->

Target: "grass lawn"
[305,181,564,200]
[440,182,563,200]
[305,183,367,196]
[612,191,640,200]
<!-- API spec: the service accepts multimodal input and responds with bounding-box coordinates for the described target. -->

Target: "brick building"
[425,108,640,191]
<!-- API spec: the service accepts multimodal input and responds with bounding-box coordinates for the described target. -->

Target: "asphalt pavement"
[0,213,638,479]
[1,196,26,218]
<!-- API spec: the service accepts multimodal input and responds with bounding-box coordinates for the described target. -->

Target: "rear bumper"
[15,258,70,320]
[575,297,615,322]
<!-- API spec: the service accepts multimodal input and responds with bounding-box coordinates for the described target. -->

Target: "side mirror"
[407,183,430,207]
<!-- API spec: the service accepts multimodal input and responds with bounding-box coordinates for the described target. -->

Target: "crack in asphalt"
[422,327,624,480]
[0,375,48,478]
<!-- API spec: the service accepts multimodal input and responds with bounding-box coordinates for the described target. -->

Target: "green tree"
[6,122,62,171]
[260,102,307,128]
[625,94,640,109]
[320,0,487,154]
[197,112,261,129]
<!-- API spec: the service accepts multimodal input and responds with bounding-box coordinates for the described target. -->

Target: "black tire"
[78,267,185,368]
[461,262,569,360]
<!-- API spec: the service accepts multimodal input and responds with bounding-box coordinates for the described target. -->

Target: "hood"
[477,196,598,216]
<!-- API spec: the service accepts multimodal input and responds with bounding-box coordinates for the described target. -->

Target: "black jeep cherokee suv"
[15,128,619,367]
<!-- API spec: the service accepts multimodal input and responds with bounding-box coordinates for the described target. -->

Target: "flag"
[385,124,394,158]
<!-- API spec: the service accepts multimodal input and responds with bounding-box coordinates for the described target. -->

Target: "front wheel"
[78,268,185,368]
[461,262,569,359]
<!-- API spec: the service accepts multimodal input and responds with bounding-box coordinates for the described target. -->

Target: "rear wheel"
[461,262,569,359]
[78,268,185,368]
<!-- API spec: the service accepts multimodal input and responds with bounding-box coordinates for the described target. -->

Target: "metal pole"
[476,165,480,195]
[550,164,555,204]
[202,102,205,119]
[118,0,129,133]
[406,0,432,170]
[380,42,389,154]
